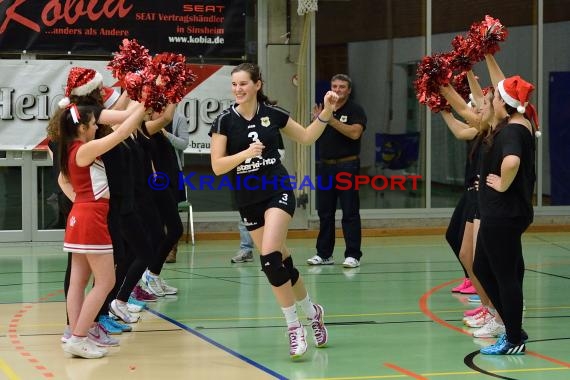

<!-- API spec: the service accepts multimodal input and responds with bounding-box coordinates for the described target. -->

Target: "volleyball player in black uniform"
[210,63,338,359]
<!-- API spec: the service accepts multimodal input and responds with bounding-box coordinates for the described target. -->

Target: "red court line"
[420,278,570,368]
[385,363,429,380]
[7,293,62,379]
[418,278,471,336]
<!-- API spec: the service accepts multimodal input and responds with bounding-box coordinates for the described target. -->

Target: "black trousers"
[474,216,529,344]
[147,188,183,275]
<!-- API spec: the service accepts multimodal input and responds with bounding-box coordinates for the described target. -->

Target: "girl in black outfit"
[210,63,338,359]
[475,61,538,355]
[137,105,183,297]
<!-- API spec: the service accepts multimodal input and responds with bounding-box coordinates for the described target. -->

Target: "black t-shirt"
[102,141,135,214]
[140,122,181,195]
[478,123,536,222]
[317,99,367,160]
[209,102,290,207]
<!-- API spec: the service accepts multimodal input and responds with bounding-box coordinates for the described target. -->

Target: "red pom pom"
[467,15,508,60]
[451,71,470,103]
[150,53,198,108]
[414,53,453,113]
[107,40,199,112]
[107,39,152,81]
[450,35,474,72]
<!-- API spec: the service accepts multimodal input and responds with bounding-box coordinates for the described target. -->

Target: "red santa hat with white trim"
[497,75,540,137]
[102,86,120,109]
[58,67,103,108]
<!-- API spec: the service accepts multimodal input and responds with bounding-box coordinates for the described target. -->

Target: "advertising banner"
[0,0,246,58]
[0,60,232,152]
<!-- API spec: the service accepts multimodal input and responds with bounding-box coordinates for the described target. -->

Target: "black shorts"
[465,188,479,222]
[239,191,296,231]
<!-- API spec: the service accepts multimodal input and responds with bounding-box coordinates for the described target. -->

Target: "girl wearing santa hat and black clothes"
[474,55,538,355]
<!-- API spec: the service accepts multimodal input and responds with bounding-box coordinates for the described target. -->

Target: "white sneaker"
[307,255,334,265]
[64,336,107,359]
[110,300,140,323]
[342,257,360,268]
[159,277,178,295]
[142,270,165,297]
[288,325,307,359]
[473,317,506,338]
[61,325,71,343]
[127,302,144,313]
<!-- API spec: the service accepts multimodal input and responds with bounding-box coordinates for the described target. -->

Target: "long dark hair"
[47,87,105,140]
[484,103,517,147]
[58,105,95,179]
[231,63,277,105]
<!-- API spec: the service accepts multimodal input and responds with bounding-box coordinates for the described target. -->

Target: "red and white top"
[63,140,112,254]
[67,140,109,202]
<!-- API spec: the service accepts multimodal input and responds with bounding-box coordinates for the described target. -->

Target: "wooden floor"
[1,232,569,380]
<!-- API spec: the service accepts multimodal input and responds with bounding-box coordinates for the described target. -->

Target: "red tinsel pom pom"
[468,15,508,61]
[414,53,454,113]
[451,71,470,103]
[107,39,152,81]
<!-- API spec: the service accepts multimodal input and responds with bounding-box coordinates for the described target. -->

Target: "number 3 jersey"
[210,102,291,207]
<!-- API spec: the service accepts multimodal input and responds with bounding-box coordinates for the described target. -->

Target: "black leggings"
[473,216,528,344]
[114,211,155,301]
[147,189,183,275]
[99,205,125,318]
[445,192,468,278]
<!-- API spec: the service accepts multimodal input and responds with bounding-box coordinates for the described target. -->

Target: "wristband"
[317,115,330,124]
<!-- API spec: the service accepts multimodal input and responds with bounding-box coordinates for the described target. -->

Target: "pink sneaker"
[452,278,471,293]
[288,325,307,359]
[131,284,158,302]
[464,305,485,317]
[464,307,493,328]
[309,304,328,347]
[460,285,477,294]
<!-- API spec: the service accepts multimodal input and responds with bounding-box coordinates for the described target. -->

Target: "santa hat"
[498,75,540,137]
[102,87,120,108]
[58,67,103,108]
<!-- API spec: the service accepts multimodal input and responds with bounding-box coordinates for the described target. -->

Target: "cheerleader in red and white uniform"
[57,70,146,358]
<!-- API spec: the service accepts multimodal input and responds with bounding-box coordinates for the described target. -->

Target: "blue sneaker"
[480,334,525,355]
[99,314,132,333]
[98,315,123,335]
[468,295,481,304]
[128,297,147,308]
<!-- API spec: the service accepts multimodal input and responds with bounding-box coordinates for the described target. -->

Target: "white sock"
[281,304,300,328]
[297,294,317,320]
[69,335,86,343]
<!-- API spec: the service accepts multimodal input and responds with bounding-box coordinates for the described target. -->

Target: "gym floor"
[0,232,569,379]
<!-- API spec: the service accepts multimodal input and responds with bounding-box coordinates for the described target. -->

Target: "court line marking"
[384,363,429,379]
[0,358,21,380]
[419,278,570,375]
[145,307,287,380]
[5,298,58,379]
